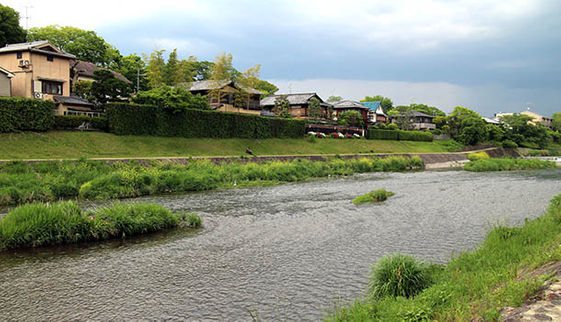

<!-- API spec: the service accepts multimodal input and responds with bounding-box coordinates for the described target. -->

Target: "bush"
[0,97,55,133]
[353,189,395,204]
[105,103,306,139]
[369,254,432,299]
[464,158,556,172]
[502,140,518,149]
[467,151,490,161]
[53,115,108,131]
[367,129,433,142]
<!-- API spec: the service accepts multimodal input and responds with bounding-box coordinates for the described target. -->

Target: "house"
[260,93,331,119]
[483,117,500,124]
[71,60,132,85]
[521,110,553,128]
[331,100,369,125]
[0,66,14,96]
[181,80,263,115]
[361,101,389,124]
[390,111,436,130]
[0,40,96,115]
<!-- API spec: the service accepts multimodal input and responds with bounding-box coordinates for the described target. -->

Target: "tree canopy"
[0,4,26,47]
[90,70,131,105]
[131,86,209,112]
[27,25,115,66]
[327,96,342,102]
[338,111,363,127]
[390,103,446,117]
[552,112,561,132]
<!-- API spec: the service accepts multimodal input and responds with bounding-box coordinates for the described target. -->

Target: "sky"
[5,0,561,116]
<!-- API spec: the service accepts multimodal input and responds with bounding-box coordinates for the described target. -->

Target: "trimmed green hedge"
[105,103,306,138]
[367,129,433,142]
[0,97,55,133]
[54,115,109,131]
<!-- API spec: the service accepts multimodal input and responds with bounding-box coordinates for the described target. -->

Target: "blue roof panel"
[360,101,381,110]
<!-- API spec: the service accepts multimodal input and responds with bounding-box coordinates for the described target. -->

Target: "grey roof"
[331,100,368,110]
[53,95,94,107]
[0,40,76,59]
[261,93,328,106]
[180,80,263,95]
[0,66,14,78]
[391,111,435,118]
[72,60,132,84]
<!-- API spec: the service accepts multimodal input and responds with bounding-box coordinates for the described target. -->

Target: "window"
[16,52,22,59]
[47,55,54,62]
[41,81,63,95]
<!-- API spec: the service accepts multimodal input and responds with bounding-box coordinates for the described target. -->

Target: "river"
[1,169,560,321]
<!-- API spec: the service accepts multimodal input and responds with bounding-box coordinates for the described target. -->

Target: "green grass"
[327,193,561,321]
[352,189,395,204]
[0,131,462,159]
[0,201,202,251]
[464,158,557,172]
[0,156,424,207]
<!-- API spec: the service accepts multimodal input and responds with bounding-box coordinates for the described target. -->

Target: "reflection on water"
[1,169,560,320]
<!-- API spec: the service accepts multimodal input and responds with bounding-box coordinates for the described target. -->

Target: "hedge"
[0,97,55,133]
[54,115,109,131]
[367,129,433,142]
[105,103,306,139]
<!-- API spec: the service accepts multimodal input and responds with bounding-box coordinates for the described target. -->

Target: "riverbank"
[328,193,561,321]
[0,131,463,159]
[0,156,423,207]
[0,201,201,251]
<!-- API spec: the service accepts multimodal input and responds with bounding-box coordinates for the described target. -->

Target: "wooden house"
[181,80,263,115]
[260,93,331,119]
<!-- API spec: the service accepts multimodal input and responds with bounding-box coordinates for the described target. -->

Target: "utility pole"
[24,6,33,29]
[136,68,146,93]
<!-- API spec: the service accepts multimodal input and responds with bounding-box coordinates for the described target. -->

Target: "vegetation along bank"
[0,201,201,251]
[0,156,424,207]
[328,193,561,321]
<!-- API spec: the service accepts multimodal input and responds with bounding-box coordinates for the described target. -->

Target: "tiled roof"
[53,95,94,107]
[180,80,263,95]
[261,93,326,106]
[391,111,435,118]
[0,40,76,59]
[73,61,132,84]
[331,100,368,109]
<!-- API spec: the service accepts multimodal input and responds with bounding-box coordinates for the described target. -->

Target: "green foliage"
[457,117,488,145]
[131,86,209,112]
[27,25,114,65]
[352,189,395,204]
[308,97,323,119]
[369,254,432,299]
[502,139,518,149]
[467,151,489,161]
[109,53,149,92]
[0,201,195,250]
[91,69,131,104]
[361,95,393,111]
[552,112,561,132]
[0,97,55,133]
[255,80,279,96]
[500,114,551,149]
[0,4,26,47]
[72,80,93,101]
[327,95,342,102]
[273,96,292,119]
[211,52,236,82]
[464,158,556,172]
[367,129,433,142]
[338,111,363,127]
[53,115,108,131]
[106,103,304,138]
[0,156,423,206]
[177,212,203,228]
[390,103,445,117]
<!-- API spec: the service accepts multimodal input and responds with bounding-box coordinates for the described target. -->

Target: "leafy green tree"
[456,117,488,145]
[327,95,342,102]
[190,60,214,80]
[110,54,148,92]
[552,112,561,132]
[390,104,445,117]
[307,97,323,119]
[27,25,114,65]
[72,80,93,101]
[211,52,236,82]
[0,4,26,47]
[500,114,551,148]
[256,80,278,96]
[90,70,131,105]
[486,124,505,142]
[273,96,292,119]
[394,110,414,130]
[361,95,393,111]
[446,106,482,137]
[163,49,185,86]
[338,111,363,127]
[131,86,209,112]
[143,50,166,89]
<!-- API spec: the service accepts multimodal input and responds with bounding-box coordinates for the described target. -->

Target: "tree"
[27,25,113,66]
[190,60,214,80]
[338,111,363,127]
[210,52,236,82]
[143,50,166,89]
[456,117,488,145]
[131,86,209,112]
[110,54,148,92]
[90,70,131,105]
[273,96,292,118]
[394,110,414,130]
[552,112,561,132]
[361,95,393,111]
[500,114,551,148]
[73,80,93,101]
[0,4,26,47]
[390,103,445,117]
[255,80,278,96]
[307,97,323,119]
[163,49,185,86]
[327,95,342,102]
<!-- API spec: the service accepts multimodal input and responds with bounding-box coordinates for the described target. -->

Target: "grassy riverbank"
[464,158,557,172]
[0,201,201,251]
[0,156,424,207]
[327,193,561,321]
[0,131,462,160]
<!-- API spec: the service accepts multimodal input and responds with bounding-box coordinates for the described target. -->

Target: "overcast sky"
[5,0,561,116]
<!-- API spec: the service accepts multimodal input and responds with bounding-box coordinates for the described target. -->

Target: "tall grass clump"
[368,254,432,299]
[352,189,395,204]
[328,194,561,321]
[0,201,202,251]
[464,158,556,172]
[467,151,490,161]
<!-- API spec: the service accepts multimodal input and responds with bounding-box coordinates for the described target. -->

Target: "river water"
[1,169,560,321]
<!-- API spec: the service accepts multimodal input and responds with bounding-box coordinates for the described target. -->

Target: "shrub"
[53,115,108,131]
[367,129,433,142]
[502,140,518,149]
[464,158,556,172]
[105,103,305,139]
[369,253,432,299]
[177,212,203,228]
[467,151,490,161]
[0,97,55,133]
[353,189,395,204]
